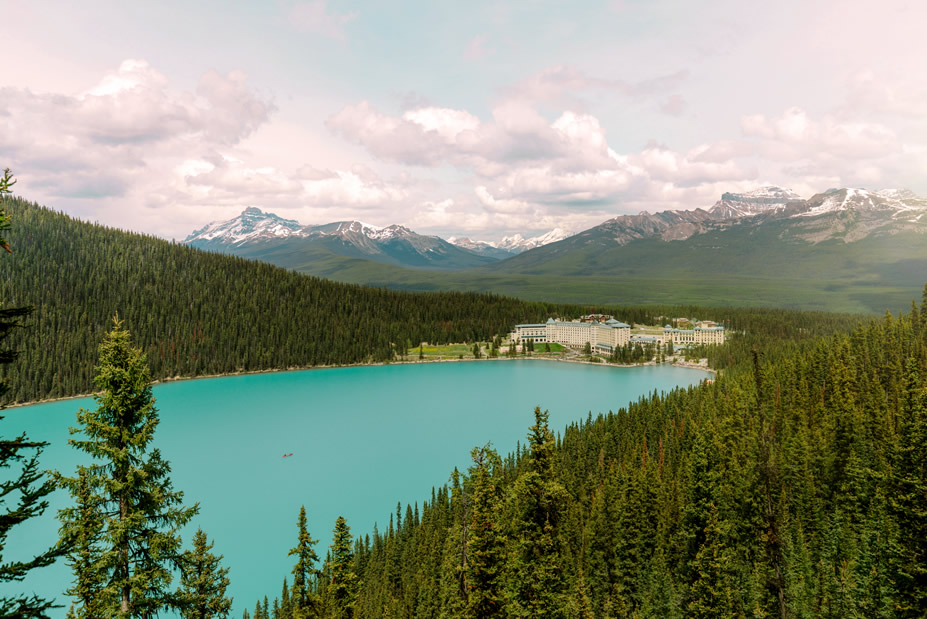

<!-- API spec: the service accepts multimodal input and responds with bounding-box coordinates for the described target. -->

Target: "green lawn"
[407,343,474,358]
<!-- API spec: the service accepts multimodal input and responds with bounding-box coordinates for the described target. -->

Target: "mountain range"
[184,186,927,313]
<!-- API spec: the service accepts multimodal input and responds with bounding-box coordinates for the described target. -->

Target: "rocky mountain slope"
[185,209,496,270]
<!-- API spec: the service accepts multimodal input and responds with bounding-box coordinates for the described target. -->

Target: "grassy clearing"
[409,343,474,358]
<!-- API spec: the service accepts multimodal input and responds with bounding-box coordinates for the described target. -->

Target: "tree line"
[247,287,927,618]
[0,196,865,404]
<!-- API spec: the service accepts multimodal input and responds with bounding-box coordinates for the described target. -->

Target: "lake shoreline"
[8,354,715,409]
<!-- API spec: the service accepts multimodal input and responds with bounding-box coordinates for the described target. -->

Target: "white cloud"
[741,106,898,160]
[462,35,495,61]
[286,0,358,40]
[0,60,413,236]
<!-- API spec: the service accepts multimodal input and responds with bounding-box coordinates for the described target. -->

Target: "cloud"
[843,70,927,119]
[659,94,687,116]
[326,97,755,213]
[741,106,898,160]
[0,60,275,201]
[286,0,358,40]
[463,35,495,61]
[0,59,416,236]
[503,65,689,113]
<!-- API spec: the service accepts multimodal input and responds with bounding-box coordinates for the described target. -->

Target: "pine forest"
[3,192,927,617]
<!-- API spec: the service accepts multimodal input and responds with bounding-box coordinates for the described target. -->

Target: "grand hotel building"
[513,318,725,353]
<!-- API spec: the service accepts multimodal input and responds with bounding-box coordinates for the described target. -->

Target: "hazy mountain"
[181,189,927,314]
[446,237,516,260]
[490,188,927,281]
[448,228,575,257]
[185,208,496,270]
[708,186,803,219]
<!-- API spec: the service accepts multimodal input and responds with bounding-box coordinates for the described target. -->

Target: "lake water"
[5,359,709,615]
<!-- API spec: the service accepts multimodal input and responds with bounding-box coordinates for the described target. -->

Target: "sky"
[1,0,925,241]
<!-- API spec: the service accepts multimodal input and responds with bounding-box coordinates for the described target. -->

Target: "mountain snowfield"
[448,228,575,256]
[184,185,927,265]
[186,209,575,256]
[707,186,803,219]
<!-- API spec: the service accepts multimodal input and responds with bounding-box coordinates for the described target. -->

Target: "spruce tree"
[687,503,737,618]
[56,318,198,616]
[891,358,927,614]
[0,167,66,616]
[288,505,320,617]
[176,528,233,618]
[465,445,506,618]
[59,468,106,618]
[326,516,357,619]
[507,407,569,618]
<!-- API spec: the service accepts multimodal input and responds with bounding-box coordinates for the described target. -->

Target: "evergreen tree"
[279,578,291,618]
[687,503,738,618]
[59,468,105,618]
[288,505,320,617]
[326,516,357,619]
[0,167,65,617]
[891,358,927,615]
[465,445,506,618]
[176,528,232,618]
[507,407,569,618]
[56,318,198,616]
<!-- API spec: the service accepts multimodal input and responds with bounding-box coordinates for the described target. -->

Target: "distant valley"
[184,186,927,314]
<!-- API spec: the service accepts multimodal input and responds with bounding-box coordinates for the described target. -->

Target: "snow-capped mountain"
[185,186,927,278]
[708,186,803,219]
[184,207,304,249]
[498,228,574,252]
[446,237,516,260]
[185,208,497,270]
[449,228,575,256]
[795,187,927,220]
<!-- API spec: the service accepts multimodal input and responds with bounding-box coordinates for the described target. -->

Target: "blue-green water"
[6,360,708,615]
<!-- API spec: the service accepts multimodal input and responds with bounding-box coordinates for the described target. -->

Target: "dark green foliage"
[288,506,320,617]
[465,445,506,618]
[326,516,357,618]
[59,468,105,618]
[253,290,927,618]
[891,358,927,615]
[0,169,65,617]
[177,528,233,618]
[0,197,595,404]
[55,319,198,616]
[507,407,569,618]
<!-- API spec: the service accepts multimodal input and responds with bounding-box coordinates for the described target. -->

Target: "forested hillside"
[0,197,575,404]
[255,291,927,618]
[0,197,864,405]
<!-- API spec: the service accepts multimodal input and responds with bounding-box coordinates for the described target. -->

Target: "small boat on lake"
[283,453,293,458]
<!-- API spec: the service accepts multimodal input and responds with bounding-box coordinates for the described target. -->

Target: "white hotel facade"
[514,318,726,353]
[662,323,726,345]
[513,318,632,354]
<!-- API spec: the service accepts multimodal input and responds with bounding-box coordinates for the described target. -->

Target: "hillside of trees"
[0,197,564,403]
[250,290,927,618]
[0,197,865,404]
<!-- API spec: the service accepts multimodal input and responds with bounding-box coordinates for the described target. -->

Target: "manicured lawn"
[407,343,475,358]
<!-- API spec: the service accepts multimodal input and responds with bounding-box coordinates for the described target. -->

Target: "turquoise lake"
[5,359,709,616]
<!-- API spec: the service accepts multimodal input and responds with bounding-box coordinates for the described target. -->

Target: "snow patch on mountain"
[450,228,574,254]
[795,188,927,219]
[708,186,802,219]
[184,207,304,246]
[497,228,574,252]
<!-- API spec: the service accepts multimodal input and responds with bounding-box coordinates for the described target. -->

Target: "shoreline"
[8,353,715,409]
